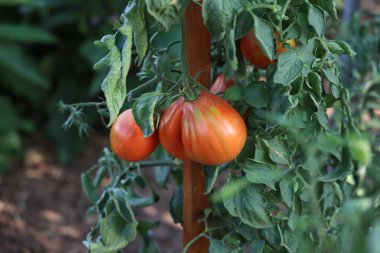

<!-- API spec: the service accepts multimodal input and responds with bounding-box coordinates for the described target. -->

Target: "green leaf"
[283,229,301,252]
[327,40,355,57]
[274,50,303,86]
[321,182,342,215]
[266,84,292,129]
[124,0,148,64]
[145,0,179,31]
[209,239,230,253]
[236,138,255,163]
[112,189,136,222]
[279,178,293,207]
[244,81,268,108]
[368,220,380,253]
[323,68,340,85]
[288,196,302,231]
[315,103,330,130]
[262,137,290,165]
[137,220,160,235]
[202,0,242,41]
[204,166,219,194]
[94,35,125,126]
[309,0,338,20]
[0,24,56,43]
[223,181,272,228]
[300,39,317,76]
[319,161,353,182]
[236,223,257,240]
[296,13,309,45]
[81,173,98,204]
[99,207,137,252]
[253,15,275,61]
[307,72,322,100]
[251,239,265,253]
[225,25,238,70]
[86,196,137,253]
[259,228,281,250]
[224,85,242,101]
[170,186,183,224]
[119,23,133,98]
[308,5,325,37]
[349,137,372,167]
[235,11,253,40]
[128,193,158,208]
[132,92,162,137]
[241,159,284,190]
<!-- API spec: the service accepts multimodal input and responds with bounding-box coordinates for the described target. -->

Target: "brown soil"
[0,135,182,253]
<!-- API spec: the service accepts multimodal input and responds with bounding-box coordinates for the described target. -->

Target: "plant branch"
[150,59,177,86]
[138,160,180,168]
[127,78,159,101]
[280,0,292,18]
[181,226,224,253]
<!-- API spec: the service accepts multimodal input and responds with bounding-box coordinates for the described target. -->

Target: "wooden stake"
[183,2,211,253]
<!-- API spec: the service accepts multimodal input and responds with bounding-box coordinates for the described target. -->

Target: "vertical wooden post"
[183,2,211,253]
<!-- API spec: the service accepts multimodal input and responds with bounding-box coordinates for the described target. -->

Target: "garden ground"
[0,134,182,253]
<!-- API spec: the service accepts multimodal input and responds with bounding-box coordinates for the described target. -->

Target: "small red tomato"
[110,109,159,162]
[240,31,296,69]
[210,74,235,94]
[159,92,247,165]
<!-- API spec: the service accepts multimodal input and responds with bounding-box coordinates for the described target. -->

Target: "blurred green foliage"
[335,10,380,252]
[0,0,128,171]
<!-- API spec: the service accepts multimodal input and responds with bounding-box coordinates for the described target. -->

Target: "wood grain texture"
[183,2,211,253]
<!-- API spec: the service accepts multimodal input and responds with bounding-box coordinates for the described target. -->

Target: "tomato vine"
[59,0,380,253]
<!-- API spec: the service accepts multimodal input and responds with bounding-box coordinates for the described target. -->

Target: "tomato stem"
[150,58,177,85]
[280,0,292,19]
[127,78,158,101]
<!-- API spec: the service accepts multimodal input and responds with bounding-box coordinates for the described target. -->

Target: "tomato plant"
[159,92,246,165]
[240,31,296,69]
[110,109,158,162]
[60,0,380,252]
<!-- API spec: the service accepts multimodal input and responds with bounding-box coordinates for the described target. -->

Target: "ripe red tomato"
[110,109,159,162]
[239,31,296,69]
[159,92,247,165]
[210,74,235,94]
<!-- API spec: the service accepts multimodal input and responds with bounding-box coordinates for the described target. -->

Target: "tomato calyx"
[181,81,200,102]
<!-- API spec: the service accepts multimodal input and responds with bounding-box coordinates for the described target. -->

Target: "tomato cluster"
[109,30,297,165]
[240,31,296,69]
[110,82,246,165]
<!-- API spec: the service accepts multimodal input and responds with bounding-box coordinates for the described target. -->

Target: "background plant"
[0,0,130,171]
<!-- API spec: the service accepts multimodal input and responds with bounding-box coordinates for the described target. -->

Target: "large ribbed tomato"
[210,74,235,94]
[159,92,247,165]
[110,109,159,162]
[240,31,296,69]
